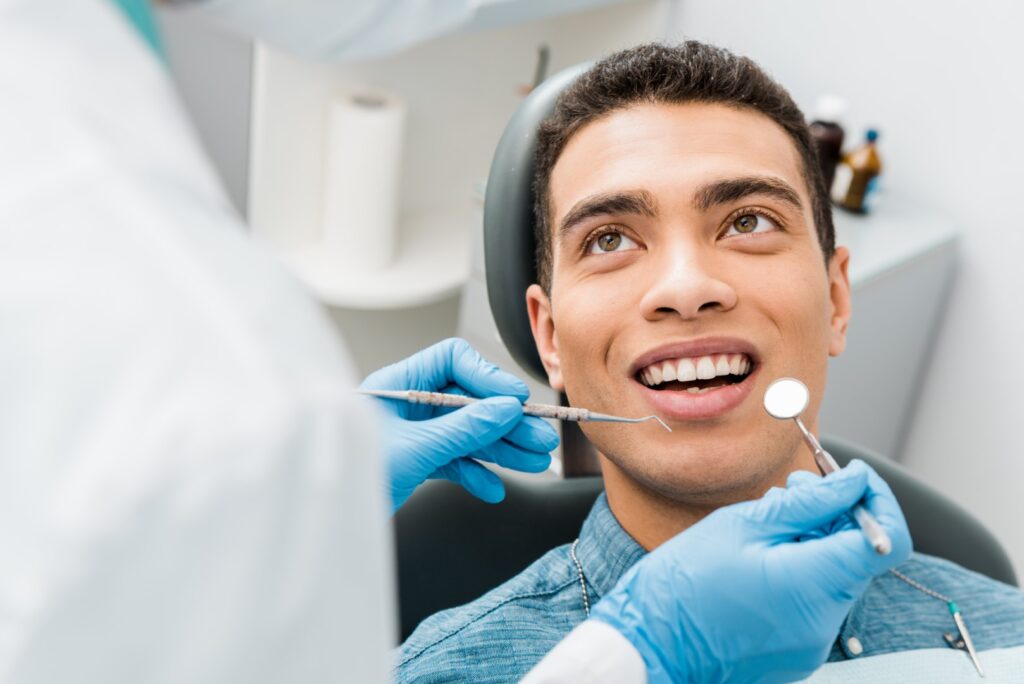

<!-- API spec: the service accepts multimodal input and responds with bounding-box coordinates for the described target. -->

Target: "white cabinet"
[822,198,959,459]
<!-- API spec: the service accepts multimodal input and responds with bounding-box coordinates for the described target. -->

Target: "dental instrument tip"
[648,416,672,432]
[587,412,672,431]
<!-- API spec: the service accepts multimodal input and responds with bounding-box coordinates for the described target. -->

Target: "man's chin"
[600,449,782,507]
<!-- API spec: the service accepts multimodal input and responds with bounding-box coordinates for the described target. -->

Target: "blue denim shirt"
[398,494,1024,683]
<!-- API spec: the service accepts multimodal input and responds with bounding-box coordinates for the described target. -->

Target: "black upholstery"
[395,475,601,641]
[483,63,589,382]
[395,435,1018,641]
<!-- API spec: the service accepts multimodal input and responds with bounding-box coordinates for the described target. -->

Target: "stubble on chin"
[597,433,807,510]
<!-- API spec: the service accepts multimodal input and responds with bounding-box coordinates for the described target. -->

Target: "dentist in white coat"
[0,1,912,682]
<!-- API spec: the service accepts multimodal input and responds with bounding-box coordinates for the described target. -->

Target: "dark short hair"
[532,41,835,292]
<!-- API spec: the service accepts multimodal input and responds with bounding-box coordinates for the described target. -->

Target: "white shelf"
[247,0,666,311]
[281,211,471,310]
[833,195,959,286]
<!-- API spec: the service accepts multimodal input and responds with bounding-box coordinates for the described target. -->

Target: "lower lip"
[635,366,759,421]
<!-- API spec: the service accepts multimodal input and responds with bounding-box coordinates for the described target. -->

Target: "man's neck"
[599,448,819,551]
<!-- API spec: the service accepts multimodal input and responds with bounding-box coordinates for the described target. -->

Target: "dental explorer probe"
[763,378,892,556]
[358,389,672,432]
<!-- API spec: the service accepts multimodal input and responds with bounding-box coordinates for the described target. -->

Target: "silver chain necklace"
[570,539,590,617]
[569,538,984,675]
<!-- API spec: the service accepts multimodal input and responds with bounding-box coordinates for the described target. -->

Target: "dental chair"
[394,64,1018,640]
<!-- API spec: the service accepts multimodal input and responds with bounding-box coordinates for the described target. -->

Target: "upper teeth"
[639,354,751,387]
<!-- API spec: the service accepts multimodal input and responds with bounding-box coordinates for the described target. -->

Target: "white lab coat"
[0,0,393,681]
[0,0,646,681]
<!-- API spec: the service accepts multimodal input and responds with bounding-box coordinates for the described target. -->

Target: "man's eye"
[723,212,781,237]
[587,230,639,254]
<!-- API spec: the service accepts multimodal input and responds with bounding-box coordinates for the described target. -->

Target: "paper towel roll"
[322,90,406,271]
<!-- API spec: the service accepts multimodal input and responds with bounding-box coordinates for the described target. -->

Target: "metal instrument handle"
[407,390,475,408]
[524,403,590,422]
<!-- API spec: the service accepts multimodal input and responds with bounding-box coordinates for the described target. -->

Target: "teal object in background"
[109,0,164,57]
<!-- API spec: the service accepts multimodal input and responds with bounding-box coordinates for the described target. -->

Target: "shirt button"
[846,636,864,656]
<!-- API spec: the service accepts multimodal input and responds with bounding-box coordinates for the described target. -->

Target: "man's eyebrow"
[557,190,658,239]
[692,176,804,213]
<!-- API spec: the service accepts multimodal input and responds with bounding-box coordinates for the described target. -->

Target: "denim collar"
[575,493,647,599]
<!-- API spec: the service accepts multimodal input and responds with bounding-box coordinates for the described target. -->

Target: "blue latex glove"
[360,338,559,513]
[590,460,913,684]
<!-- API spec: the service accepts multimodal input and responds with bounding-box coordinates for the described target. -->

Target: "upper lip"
[628,336,761,378]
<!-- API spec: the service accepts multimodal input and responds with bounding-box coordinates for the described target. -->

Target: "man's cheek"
[554,301,612,356]
[559,340,613,410]
[560,348,599,397]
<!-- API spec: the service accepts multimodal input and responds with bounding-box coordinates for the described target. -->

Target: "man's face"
[527,102,852,504]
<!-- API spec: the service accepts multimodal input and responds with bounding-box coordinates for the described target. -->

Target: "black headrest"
[483,63,589,383]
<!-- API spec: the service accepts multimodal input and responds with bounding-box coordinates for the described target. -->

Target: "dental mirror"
[762,376,893,556]
[763,377,810,419]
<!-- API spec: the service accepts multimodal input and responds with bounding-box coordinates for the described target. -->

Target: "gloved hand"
[590,460,912,684]
[360,338,559,513]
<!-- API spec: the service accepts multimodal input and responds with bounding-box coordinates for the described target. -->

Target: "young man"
[397,42,1024,682]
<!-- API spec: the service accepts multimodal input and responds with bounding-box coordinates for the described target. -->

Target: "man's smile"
[628,337,761,421]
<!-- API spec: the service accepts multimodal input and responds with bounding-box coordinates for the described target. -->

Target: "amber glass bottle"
[832,129,882,213]
[809,96,846,191]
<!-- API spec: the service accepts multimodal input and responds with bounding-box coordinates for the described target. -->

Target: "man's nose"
[638,245,738,321]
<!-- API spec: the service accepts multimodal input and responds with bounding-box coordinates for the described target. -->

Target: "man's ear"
[827,246,852,357]
[526,284,565,391]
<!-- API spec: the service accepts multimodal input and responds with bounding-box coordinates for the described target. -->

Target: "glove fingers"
[436,388,559,455]
[786,469,850,539]
[417,396,524,469]
[857,462,913,560]
[447,338,531,400]
[797,512,858,542]
[500,414,560,453]
[359,338,529,401]
[470,439,552,473]
[859,463,906,526]
[787,461,912,584]
[441,381,558,453]
[434,458,506,503]
[786,469,821,488]
[749,461,871,538]
[796,526,907,598]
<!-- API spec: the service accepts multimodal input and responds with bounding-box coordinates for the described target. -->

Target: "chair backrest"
[394,435,1018,640]
[483,62,589,383]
